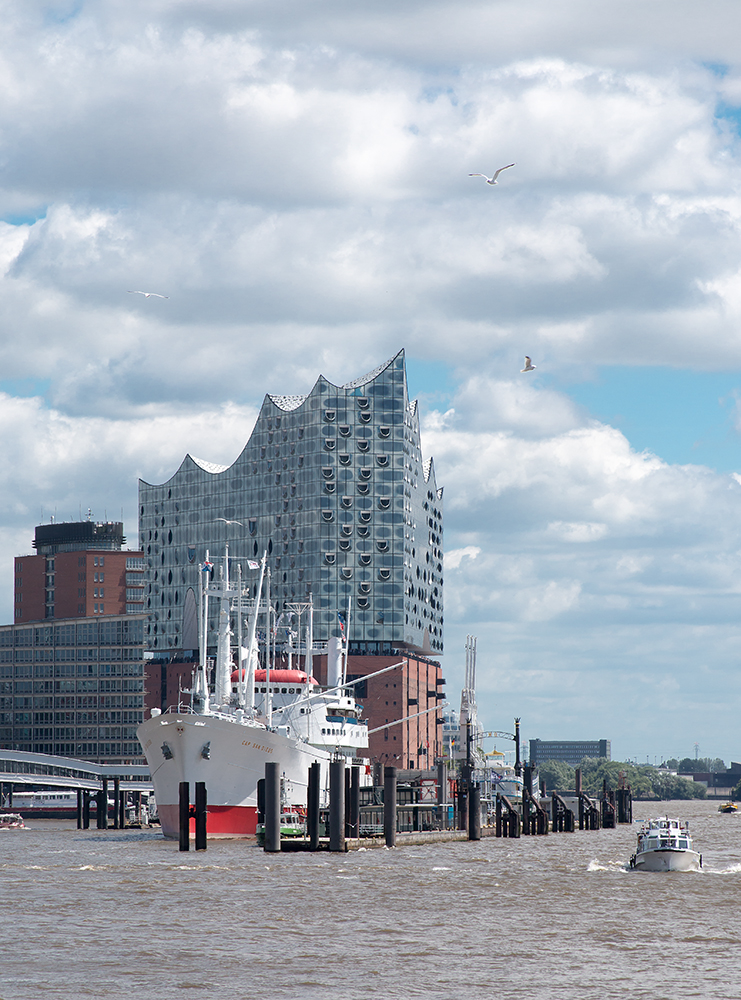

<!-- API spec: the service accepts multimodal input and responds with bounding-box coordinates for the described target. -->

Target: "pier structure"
[0,749,152,828]
[257,758,633,851]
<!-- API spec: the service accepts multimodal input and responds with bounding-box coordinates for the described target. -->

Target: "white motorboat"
[629,817,702,872]
[0,813,25,829]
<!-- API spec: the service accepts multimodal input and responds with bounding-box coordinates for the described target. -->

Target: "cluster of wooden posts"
[263,759,366,853]
[505,765,633,839]
[75,779,146,831]
[172,760,633,852]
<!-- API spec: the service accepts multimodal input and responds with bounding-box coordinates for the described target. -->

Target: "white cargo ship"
[138,548,377,838]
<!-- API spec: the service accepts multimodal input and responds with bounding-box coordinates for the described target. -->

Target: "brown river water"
[0,798,739,1000]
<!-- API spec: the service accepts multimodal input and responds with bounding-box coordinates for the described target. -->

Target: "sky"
[3,1,741,766]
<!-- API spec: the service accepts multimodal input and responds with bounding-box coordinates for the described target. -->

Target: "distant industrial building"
[14,520,144,622]
[529,739,611,766]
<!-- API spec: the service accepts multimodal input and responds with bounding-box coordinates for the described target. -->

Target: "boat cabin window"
[678,838,688,848]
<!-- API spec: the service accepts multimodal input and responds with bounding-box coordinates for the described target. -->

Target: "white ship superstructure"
[138,548,376,838]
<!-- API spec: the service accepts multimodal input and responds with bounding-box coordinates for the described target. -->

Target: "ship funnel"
[327,636,343,688]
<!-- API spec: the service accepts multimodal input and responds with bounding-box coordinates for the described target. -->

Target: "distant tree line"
[535,758,707,800]
[663,757,726,773]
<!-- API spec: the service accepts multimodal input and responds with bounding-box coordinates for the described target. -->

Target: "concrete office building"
[529,739,611,767]
[0,615,146,762]
[14,520,145,622]
[138,350,444,658]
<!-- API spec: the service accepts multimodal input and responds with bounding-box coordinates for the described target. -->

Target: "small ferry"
[629,817,701,872]
[0,813,25,829]
[256,810,307,845]
[9,791,78,818]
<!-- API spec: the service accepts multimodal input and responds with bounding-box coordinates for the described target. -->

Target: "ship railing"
[359,823,383,837]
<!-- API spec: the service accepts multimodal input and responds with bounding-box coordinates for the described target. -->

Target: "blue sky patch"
[1,208,47,227]
[561,366,741,472]
[0,377,51,400]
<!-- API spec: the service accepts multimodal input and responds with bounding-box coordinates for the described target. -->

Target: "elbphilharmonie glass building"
[138,350,443,657]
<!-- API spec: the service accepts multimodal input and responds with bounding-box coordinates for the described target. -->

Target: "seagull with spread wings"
[128,290,169,299]
[521,356,536,372]
[469,163,515,185]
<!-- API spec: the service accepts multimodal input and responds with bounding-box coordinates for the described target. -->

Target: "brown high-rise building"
[14,520,144,623]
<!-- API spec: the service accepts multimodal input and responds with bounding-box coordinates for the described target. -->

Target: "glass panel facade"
[138,350,444,655]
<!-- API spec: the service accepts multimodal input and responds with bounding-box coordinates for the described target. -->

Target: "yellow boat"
[718,801,738,814]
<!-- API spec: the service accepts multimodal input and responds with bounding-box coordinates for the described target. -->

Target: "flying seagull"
[215,518,243,527]
[521,356,536,372]
[469,163,515,185]
[128,290,169,299]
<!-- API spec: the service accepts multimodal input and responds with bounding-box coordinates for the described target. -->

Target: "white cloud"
[0,1,740,759]
[547,521,608,542]
[444,545,481,570]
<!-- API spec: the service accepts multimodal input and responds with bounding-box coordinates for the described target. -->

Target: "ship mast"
[242,552,267,713]
[213,543,235,706]
[193,552,212,714]
[265,567,272,728]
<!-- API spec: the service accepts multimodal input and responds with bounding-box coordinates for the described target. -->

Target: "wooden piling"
[468,783,481,841]
[329,759,345,852]
[496,792,521,838]
[552,791,575,832]
[437,760,448,829]
[384,765,397,848]
[195,781,207,850]
[101,778,108,829]
[179,781,190,851]
[264,762,281,853]
[349,765,360,841]
[76,789,82,830]
[82,789,90,829]
[307,761,320,850]
[616,781,633,824]
[601,779,616,828]
[344,766,351,839]
[112,777,120,829]
[257,778,265,826]
[458,763,470,832]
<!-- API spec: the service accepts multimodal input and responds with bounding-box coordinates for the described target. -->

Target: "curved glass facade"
[138,350,443,656]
